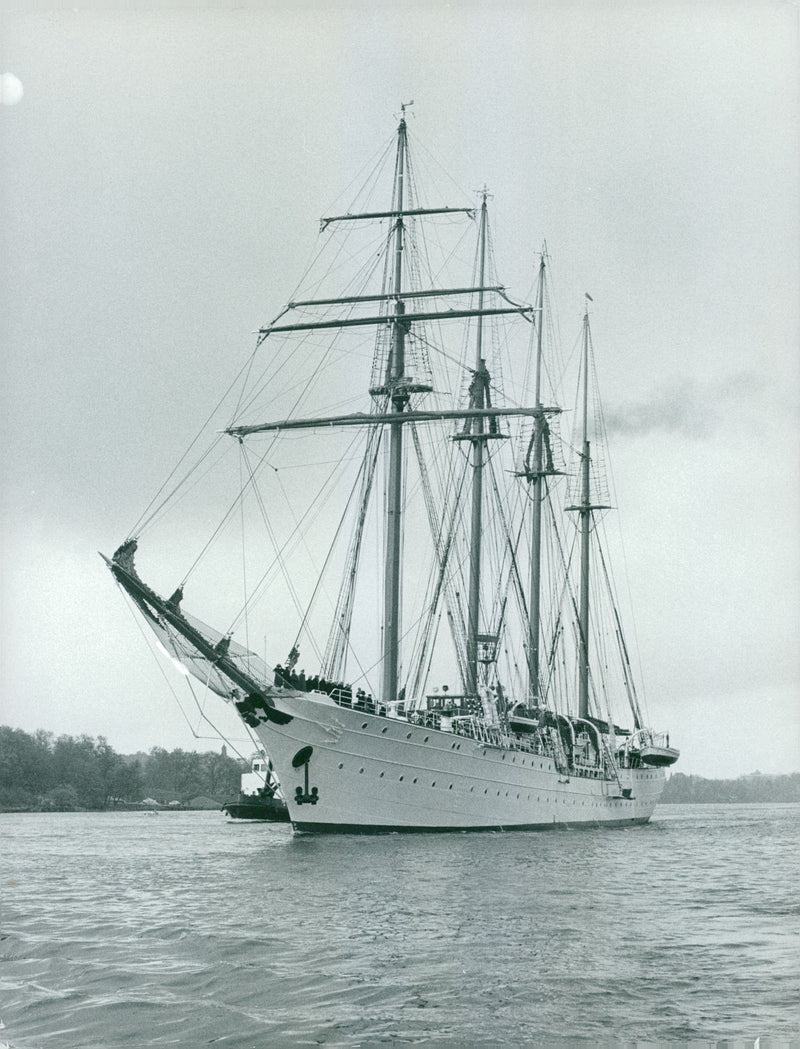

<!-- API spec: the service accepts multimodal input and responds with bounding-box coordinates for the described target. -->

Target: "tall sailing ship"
[106,109,678,833]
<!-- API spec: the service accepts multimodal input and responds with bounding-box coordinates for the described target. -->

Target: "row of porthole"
[374,723,463,750]
[336,764,633,806]
[362,722,554,769]
[355,723,655,785]
[364,723,558,766]
[489,752,552,771]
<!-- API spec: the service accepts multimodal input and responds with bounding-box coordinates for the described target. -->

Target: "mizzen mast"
[527,252,547,703]
[578,306,592,719]
[518,250,564,706]
[566,297,609,719]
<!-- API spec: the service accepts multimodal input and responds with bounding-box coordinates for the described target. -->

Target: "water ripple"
[1,806,798,1047]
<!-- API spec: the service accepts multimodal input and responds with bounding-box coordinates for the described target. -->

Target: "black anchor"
[291,745,319,805]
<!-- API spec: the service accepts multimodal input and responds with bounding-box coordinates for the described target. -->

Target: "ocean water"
[1,804,798,1048]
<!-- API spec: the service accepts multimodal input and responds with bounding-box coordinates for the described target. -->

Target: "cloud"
[604,372,766,438]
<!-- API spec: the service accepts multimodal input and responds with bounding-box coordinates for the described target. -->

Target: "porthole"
[359,767,364,774]
[432,781,436,787]
[338,762,344,770]
[412,777,418,784]
[361,722,368,729]
[448,784,453,790]
[379,771,385,778]
[424,736,429,742]
[406,732,412,739]
[399,776,404,782]
[381,727,388,734]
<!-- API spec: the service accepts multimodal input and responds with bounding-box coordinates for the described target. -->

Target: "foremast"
[381,110,410,707]
[466,193,488,697]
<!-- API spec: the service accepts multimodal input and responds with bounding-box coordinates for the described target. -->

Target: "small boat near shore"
[222,752,289,822]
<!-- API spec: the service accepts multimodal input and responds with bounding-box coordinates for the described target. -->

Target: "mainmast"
[381,110,409,706]
[451,190,507,697]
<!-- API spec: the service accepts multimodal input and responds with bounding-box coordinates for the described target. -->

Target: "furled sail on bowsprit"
[105,540,273,701]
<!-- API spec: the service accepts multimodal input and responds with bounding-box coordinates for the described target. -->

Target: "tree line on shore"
[662,771,800,804]
[2,725,798,811]
[0,726,245,811]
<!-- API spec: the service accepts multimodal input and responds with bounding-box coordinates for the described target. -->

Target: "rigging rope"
[322,424,384,681]
[407,423,471,696]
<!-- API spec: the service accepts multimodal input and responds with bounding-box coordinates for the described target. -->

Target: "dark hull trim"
[223,791,290,822]
[224,802,290,822]
[292,816,652,835]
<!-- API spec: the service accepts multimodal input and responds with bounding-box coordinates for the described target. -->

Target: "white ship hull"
[241,690,666,833]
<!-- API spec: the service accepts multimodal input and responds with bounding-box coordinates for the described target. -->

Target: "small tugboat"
[222,752,289,822]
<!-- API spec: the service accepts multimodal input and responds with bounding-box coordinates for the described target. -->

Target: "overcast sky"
[1,0,798,778]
